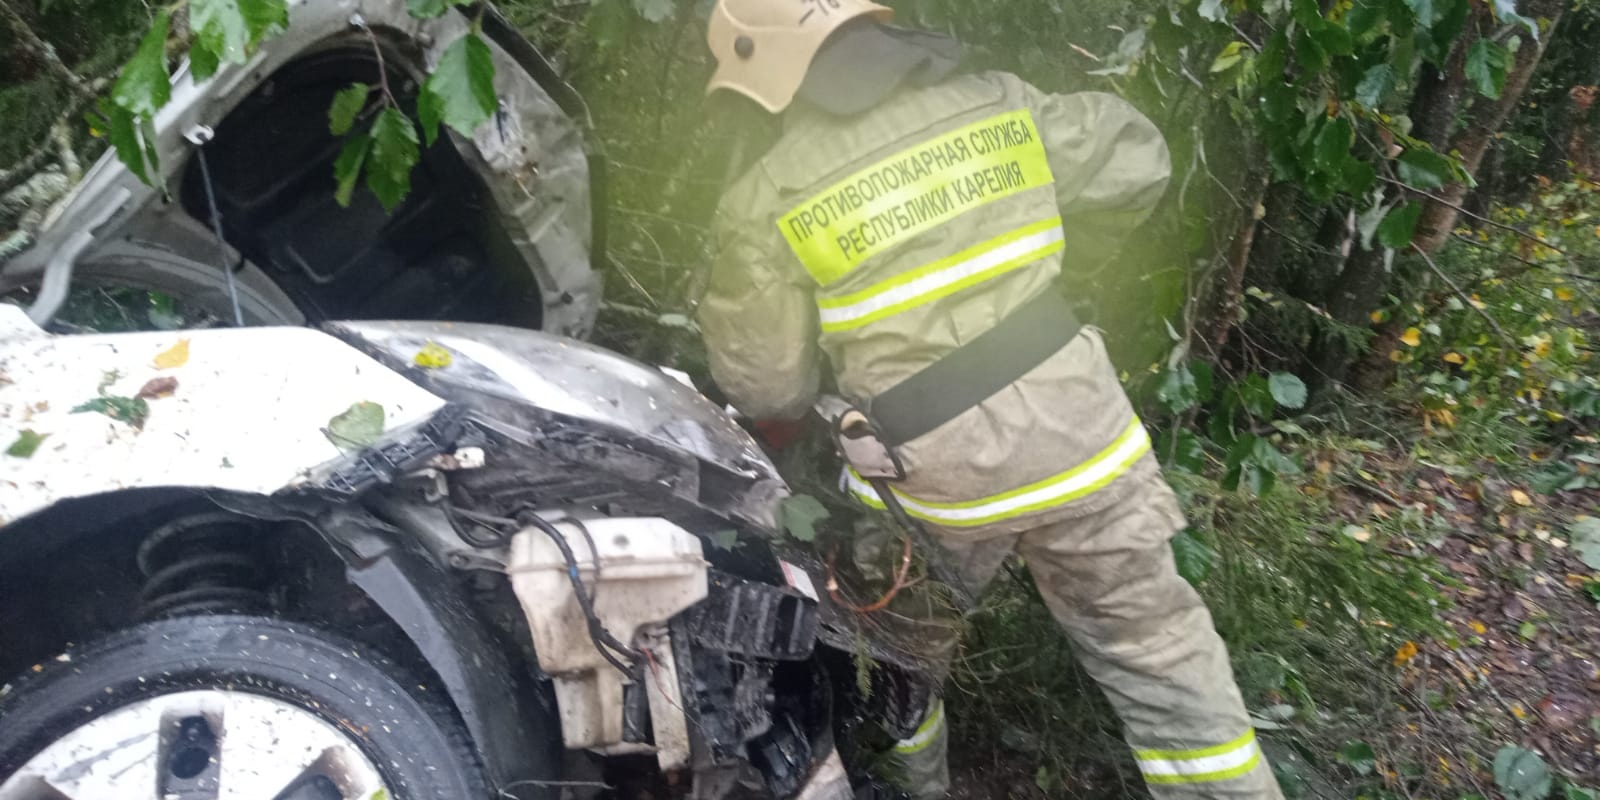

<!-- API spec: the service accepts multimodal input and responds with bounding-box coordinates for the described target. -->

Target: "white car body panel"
[0,305,444,524]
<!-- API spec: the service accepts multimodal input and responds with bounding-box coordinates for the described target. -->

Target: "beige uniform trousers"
[889,459,1284,800]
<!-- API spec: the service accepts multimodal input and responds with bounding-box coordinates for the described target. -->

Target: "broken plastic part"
[688,572,818,661]
[505,517,708,753]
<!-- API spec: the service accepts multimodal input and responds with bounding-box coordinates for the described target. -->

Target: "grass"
[945,431,1454,799]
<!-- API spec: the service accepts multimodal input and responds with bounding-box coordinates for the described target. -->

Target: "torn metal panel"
[2,0,597,336]
[331,321,789,531]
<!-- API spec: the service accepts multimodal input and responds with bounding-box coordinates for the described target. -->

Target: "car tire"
[0,615,488,799]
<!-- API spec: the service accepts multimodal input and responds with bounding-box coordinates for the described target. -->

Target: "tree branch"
[1449,233,1600,284]
[354,18,397,107]
[0,85,104,195]
[1383,176,1569,256]
[1411,245,1519,350]
[0,0,96,101]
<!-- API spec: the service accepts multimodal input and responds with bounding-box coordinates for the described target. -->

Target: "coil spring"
[137,512,271,619]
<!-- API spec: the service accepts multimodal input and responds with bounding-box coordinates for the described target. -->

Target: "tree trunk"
[1208,172,1271,351]
[1410,17,1480,150]
[1413,0,1569,253]
[1252,181,1299,290]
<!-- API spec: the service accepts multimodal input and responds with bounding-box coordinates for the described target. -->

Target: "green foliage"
[1269,373,1308,410]
[71,395,150,429]
[1494,746,1553,800]
[1387,179,1600,461]
[418,34,499,146]
[365,108,421,212]
[190,0,286,80]
[101,0,493,204]
[326,401,386,450]
[1465,40,1513,100]
[333,134,371,208]
[328,84,370,137]
[1398,149,1455,190]
[1337,740,1378,776]
[629,0,675,23]
[779,494,831,543]
[407,0,472,19]
[5,430,48,459]
[94,98,153,185]
[1171,529,1215,583]
[1568,518,1600,570]
[1378,202,1424,249]
[111,12,170,117]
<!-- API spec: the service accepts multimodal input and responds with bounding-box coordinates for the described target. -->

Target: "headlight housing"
[329,321,780,484]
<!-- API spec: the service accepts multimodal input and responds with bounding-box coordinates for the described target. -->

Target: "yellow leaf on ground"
[1555,287,1575,302]
[1393,641,1419,666]
[1510,489,1533,507]
[1370,310,1385,324]
[1401,328,1422,347]
[1468,620,1487,635]
[1443,352,1465,364]
[153,339,190,370]
[413,341,454,369]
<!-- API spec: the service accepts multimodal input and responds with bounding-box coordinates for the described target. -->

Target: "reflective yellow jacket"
[698,71,1172,537]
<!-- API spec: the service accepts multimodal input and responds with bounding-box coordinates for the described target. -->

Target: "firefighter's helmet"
[706,0,893,113]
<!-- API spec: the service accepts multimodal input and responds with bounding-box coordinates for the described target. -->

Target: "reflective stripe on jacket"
[698,71,1172,536]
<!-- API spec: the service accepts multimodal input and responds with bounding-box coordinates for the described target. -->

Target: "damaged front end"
[315,321,939,800]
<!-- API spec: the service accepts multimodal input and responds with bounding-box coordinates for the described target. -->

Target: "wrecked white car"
[0,3,939,800]
[1,0,601,336]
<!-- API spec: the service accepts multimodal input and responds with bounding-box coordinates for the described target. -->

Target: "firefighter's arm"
[696,206,822,422]
[1029,89,1172,267]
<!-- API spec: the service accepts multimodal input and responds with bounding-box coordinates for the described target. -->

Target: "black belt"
[862,291,1083,447]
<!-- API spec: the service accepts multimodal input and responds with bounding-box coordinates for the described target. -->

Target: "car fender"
[3,0,598,336]
[0,307,445,525]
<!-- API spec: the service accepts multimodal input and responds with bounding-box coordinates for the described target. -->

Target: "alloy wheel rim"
[0,690,391,800]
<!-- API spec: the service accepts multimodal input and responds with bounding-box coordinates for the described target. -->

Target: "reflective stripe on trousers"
[1134,730,1264,786]
[846,417,1152,527]
[893,700,945,755]
[817,218,1066,333]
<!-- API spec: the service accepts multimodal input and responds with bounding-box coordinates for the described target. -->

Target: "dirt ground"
[943,451,1600,799]
[1392,465,1600,792]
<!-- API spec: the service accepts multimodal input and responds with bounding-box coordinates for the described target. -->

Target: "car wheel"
[0,615,486,799]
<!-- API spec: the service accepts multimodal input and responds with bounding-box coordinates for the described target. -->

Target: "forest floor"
[943,424,1600,799]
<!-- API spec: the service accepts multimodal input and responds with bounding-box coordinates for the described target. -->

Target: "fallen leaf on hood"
[153,338,190,369]
[413,341,453,369]
[326,402,386,451]
[136,376,178,400]
[5,429,48,458]
[72,396,150,430]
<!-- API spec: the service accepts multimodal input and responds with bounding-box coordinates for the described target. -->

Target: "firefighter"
[695,1,1283,798]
